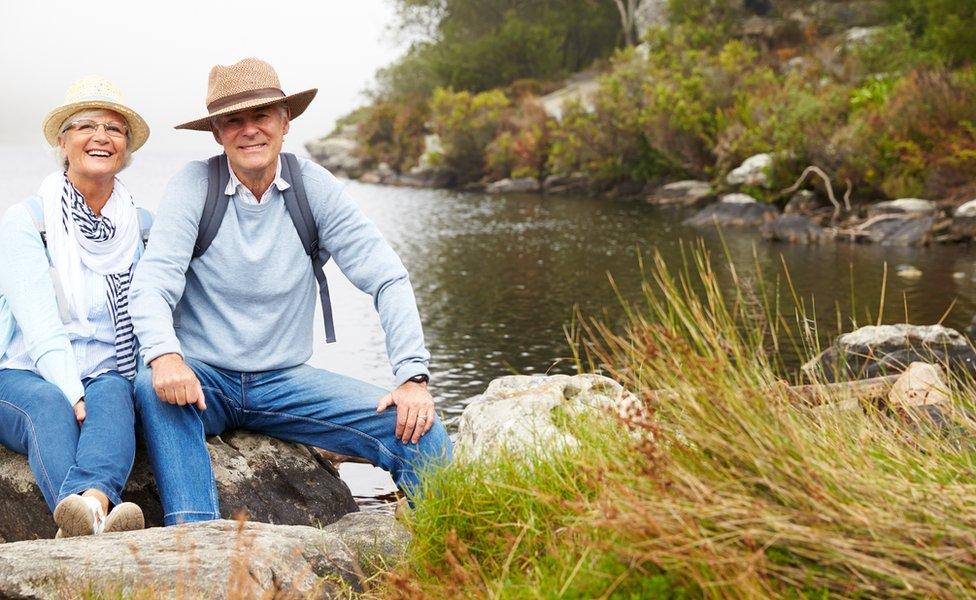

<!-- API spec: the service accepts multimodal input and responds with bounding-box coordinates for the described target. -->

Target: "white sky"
[0,0,408,155]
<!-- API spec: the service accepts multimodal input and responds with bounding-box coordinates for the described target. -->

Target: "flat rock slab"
[0,513,407,599]
[0,432,358,542]
[684,198,778,228]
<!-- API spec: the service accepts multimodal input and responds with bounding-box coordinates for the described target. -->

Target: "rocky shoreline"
[305,134,976,248]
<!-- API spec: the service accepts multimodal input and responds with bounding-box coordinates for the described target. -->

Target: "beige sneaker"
[53,495,102,538]
[103,502,144,533]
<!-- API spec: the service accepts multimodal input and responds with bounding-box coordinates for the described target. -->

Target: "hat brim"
[43,101,151,153]
[175,88,317,131]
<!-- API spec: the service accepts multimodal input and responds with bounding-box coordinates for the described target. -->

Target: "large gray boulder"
[684,194,779,228]
[726,153,772,187]
[0,432,358,542]
[486,177,541,194]
[305,125,366,179]
[0,513,406,599]
[867,198,937,218]
[454,374,640,460]
[760,214,831,244]
[803,324,976,382]
[859,214,936,246]
[646,180,715,207]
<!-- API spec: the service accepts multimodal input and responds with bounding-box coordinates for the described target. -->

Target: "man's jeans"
[0,369,136,511]
[134,358,453,526]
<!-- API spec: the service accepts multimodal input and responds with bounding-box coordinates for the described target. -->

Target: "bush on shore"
[374,248,976,598]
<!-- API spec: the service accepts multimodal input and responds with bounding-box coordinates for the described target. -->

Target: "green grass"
[376,246,976,599]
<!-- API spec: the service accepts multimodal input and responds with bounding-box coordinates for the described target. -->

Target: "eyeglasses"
[61,119,130,139]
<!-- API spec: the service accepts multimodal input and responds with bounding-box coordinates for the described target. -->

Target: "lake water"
[4,142,976,503]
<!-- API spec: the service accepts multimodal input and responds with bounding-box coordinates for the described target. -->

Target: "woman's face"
[58,109,129,180]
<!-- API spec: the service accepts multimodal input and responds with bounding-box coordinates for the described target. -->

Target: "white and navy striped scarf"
[62,179,137,379]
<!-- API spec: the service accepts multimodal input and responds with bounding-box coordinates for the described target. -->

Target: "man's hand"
[73,399,86,424]
[376,380,435,444]
[149,353,206,410]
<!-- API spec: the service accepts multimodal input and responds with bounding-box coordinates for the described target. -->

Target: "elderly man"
[130,58,451,526]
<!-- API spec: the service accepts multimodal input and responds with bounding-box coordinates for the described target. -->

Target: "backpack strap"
[280,152,336,343]
[23,197,72,324]
[193,154,230,258]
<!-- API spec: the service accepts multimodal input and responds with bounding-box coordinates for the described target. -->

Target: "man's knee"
[417,420,453,463]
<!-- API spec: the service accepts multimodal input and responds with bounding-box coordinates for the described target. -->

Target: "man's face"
[212,104,290,176]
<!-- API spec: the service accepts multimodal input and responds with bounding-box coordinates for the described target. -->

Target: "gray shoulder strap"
[23,197,71,324]
[280,153,336,343]
[193,155,230,258]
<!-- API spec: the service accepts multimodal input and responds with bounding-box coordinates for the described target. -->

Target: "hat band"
[207,88,285,113]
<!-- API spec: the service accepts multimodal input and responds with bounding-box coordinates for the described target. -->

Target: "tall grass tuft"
[383,246,976,599]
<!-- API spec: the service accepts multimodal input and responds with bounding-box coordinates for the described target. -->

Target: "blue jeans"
[134,359,452,526]
[0,369,136,511]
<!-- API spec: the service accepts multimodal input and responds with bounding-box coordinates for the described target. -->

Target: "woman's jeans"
[134,358,453,526]
[0,369,136,511]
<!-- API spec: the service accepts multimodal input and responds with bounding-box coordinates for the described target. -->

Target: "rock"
[867,198,937,217]
[843,26,882,46]
[415,134,444,171]
[802,324,976,382]
[305,125,365,178]
[860,215,935,246]
[486,177,541,194]
[0,513,406,599]
[684,194,779,228]
[895,264,923,279]
[646,180,715,207]
[948,216,976,240]
[760,215,831,243]
[784,190,822,215]
[888,362,951,425]
[0,432,357,542]
[808,1,885,32]
[726,153,773,187]
[635,0,668,33]
[543,173,589,195]
[454,374,641,460]
[399,166,455,189]
[540,73,600,120]
[955,199,976,217]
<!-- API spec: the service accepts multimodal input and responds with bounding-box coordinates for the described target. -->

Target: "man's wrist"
[150,353,184,368]
[405,373,429,386]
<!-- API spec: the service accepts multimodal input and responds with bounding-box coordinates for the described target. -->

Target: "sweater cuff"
[393,362,430,388]
[141,340,184,368]
[34,349,85,406]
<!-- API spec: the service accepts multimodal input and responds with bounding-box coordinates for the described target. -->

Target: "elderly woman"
[0,76,151,538]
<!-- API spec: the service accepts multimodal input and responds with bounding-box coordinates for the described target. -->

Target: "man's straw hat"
[175,57,317,131]
[42,75,150,152]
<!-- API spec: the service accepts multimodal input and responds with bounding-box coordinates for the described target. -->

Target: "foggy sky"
[0,1,407,155]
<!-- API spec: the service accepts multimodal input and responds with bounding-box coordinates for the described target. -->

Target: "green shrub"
[428,88,511,183]
[355,99,429,173]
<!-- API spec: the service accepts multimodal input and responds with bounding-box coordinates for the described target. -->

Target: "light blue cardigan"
[0,197,151,405]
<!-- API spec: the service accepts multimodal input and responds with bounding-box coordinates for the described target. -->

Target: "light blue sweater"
[0,199,148,405]
[129,156,430,386]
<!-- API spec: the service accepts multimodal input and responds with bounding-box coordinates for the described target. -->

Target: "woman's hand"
[73,399,86,424]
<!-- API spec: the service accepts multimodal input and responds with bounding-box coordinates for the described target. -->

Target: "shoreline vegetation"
[307,0,976,245]
[371,247,976,598]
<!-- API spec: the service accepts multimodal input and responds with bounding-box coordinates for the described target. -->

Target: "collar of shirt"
[225,155,291,204]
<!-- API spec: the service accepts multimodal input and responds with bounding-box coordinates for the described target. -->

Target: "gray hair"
[55,109,134,171]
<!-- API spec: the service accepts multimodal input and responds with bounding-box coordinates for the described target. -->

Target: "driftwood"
[780,165,853,223]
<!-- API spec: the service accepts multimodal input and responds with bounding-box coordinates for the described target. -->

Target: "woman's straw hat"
[42,75,150,152]
[175,57,317,131]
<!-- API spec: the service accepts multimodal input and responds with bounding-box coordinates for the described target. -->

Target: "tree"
[611,0,642,46]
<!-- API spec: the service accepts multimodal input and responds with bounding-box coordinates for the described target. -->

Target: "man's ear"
[212,128,222,145]
[282,109,291,136]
